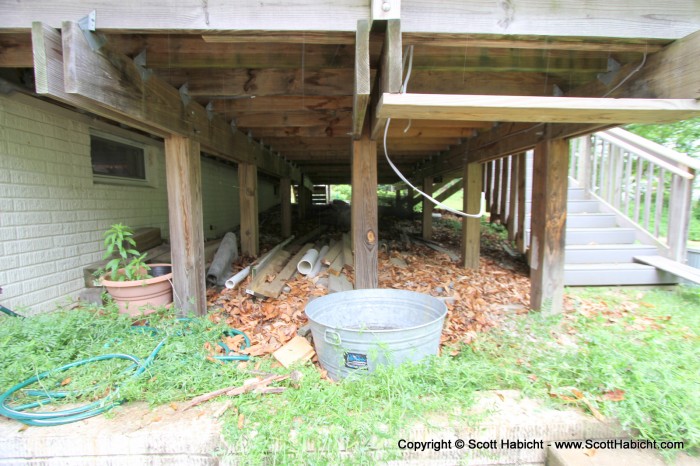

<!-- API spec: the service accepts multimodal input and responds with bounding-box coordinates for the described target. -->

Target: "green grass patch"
[1,287,697,462]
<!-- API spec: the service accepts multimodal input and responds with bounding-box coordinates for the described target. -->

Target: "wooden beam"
[370,19,402,139]
[461,162,482,269]
[57,21,302,182]
[5,1,699,39]
[422,177,433,240]
[352,125,379,289]
[377,93,700,124]
[239,163,259,257]
[402,33,667,53]
[31,23,165,137]
[280,177,292,238]
[0,33,32,67]
[353,20,371,139]
[530,138,568,315]
[165,136,206,316]
[491,158,502,223]
[202,31,356,44]
[212,96,353,114]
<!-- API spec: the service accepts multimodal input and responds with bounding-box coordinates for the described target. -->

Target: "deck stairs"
[523,184,677,286]
[508,127,700,286]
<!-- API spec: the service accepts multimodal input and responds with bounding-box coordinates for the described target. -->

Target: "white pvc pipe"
[308,245,329,278]
[224,266,250,289]
[297,248,319,275]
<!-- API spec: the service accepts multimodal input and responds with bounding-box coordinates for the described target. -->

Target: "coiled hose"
[0,318,251,426]
[0,339,166,426]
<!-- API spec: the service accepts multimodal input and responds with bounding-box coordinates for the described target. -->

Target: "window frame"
[90,129,154,187]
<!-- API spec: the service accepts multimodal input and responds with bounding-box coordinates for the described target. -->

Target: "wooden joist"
[377,93,700,124]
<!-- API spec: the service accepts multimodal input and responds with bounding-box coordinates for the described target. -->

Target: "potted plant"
[98,223,173,317]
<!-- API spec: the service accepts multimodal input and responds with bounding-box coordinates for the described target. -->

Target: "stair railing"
[569,127,698,262]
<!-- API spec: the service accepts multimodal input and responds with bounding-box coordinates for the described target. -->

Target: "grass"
[1,287,698,463]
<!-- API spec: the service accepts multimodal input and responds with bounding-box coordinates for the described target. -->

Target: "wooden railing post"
[667,171,694,262]
[577,135,592,193]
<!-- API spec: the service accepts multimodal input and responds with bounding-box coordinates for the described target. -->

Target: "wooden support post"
[239,163,259,257]
[530,139,569,315]
[298,186,312,220]
[507,155,519,242]
[352,126,378,289]
[422,177,433,240]
[164,136,206,315]
[500,156,510,225]
[515,152,528,253]
[485,161,493,214]
[461,162,482,269]
[352,19,371,138]
[491,159,502,223]
[280,177,292,238]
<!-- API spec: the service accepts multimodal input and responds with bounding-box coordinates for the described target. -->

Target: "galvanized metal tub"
[305,289,447,380]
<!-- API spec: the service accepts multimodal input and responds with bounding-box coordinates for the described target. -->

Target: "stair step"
[634,255,700,284]
[526,199,600,213]
[564,263,677,286]
[566,188,588,200]
[566,244,658,264]
[566,227,636,245]
[525,213,617,229]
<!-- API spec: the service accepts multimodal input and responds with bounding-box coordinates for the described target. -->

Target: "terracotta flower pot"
[101,264,173,317]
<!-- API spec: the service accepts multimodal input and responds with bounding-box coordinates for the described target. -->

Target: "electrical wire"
[383,46,486,218]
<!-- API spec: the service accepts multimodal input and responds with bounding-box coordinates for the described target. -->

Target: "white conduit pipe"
[307,245,329,278]
[297,248,320,275]
[224,266,250,289]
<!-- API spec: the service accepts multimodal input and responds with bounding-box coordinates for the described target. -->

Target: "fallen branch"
[183,373,289,410]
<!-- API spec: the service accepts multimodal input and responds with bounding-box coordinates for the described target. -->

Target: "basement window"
[90,131,149,185]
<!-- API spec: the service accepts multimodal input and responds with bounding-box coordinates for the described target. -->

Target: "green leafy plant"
[100,223,151,281]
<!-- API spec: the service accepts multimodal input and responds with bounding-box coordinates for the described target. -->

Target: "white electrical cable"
[383,119,486,218]
[382,46,486,219]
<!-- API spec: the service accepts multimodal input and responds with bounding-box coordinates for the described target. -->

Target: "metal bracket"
[247,131,253,142]
[133,50,153,82]
[597,57,622,86]
[230,118,238,132]
[552,84,564,97]
[179,83,191,107]
[77,11,106,51]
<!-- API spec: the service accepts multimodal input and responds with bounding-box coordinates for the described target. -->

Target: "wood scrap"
[329,274,353,292]
[272,335,315,368]
[342,233,353,268]
[410,235,460,261]
[321,241,343,265]
[251,235,295,279]
[246,249,292,298]
[256,243,314,299]
[328,251,345,276]
[183,373,289,410]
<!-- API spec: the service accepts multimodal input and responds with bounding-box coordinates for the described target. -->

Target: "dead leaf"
[169,402,179,411]
[599,389,625,402]
[584,448,597,457]
[238,413,245,429]
[60,377,72,387]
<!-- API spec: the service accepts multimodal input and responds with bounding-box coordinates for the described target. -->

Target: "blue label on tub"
[344,352,368,370]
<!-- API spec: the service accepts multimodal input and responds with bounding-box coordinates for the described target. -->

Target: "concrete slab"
[1,390,677,466]
[547,445,699,466]
[0,401,225,465]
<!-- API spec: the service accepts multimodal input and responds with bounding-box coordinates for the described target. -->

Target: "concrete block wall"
[0,94,279,315]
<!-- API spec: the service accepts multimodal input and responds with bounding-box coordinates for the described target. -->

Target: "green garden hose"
[0,320,252,426]
[0,339,166,426]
